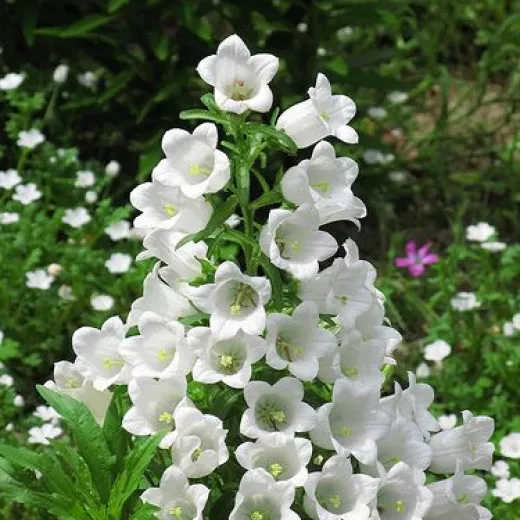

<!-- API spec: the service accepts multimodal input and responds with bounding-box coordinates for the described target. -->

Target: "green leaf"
[326,57,348,77]
[36,14,115,38]
[129,502,159,520]
[108,432,165,517]
[179,109,227,125]
[176,195,239,249]
[244,123,297,155]
[98,70,136,105]
[250,190,283,211]
[257,254,284,311]
[108,0,129,13]
[102,387,130,472]
[20,0,39,46]
[37,386,114,504]
[200,93,219,112]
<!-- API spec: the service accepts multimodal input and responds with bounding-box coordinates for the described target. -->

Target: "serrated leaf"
[36,14,115,38]
[37,386,114,504]
[179,109,227,125]
[250,190,283,211]
[129,502,159,520]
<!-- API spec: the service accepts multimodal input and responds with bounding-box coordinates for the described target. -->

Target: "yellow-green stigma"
[157,348,172,364]
[250,511,265,520]
[342,367,358,378]
[158,412,173,424]
[65,379,79,389]
[394,500,405,513]
[320,111,330,122]
[168,506,184,519]
[328,495,342,509]
[188,163,210,177]
[102,357,124,370]
[457,493,468,503]
[230,79,253,101]
[338,426,353,438]
[311,180,330,193]
[276,336,304,362]
[163,204,177,217]
[268,462,284,478]
[191,447,202,462]
[230,283,257,315]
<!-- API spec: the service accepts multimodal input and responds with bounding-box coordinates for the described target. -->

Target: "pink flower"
[395,241,439,277]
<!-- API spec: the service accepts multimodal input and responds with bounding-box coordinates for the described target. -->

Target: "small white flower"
[416,362,431,378]
[389,170,407,183]
[12,183,42,205]
[491,460,510,479]
[58,284,75,301]
[62,207,91,228]
[85,190,97,204]
[28,423,63,445]
[466,222,495,242]
[363,149,384,164]
[438,414,457,430]
[481,241,506,252]
[33,405,61,424]
[152,123,230,199]
[304,455,379,520]
[105,220,131,241]
[260,204,337,279]
[337,26,354,41]
[0,169,21,189]
[75,170,95,188]
[77,71,97,89]
[53,64,69,84]
[189,261,271,340]
[73,316,129,391]
[165,407,229,478]
[141,466,209,520]
[0,374,14,387]
[105,253,132,274]
[0,212,19,224]
[225,213,241,228]
[235,433,313,487]
[281,141,365,226]
[277,73,358,148]
[90,294,115,311]
[316,46,327,56]
[17,129,45,149]
[47,263,63,277]
[424,339,451,362]
[120,311,192,379]
[500,432,520,459]
[450,292,481,311]
[492,478,520,503]
[26,269,54,290]
[429,410,494,473]
[5,423,14,432]
[512,313,520,330]
[367,106,387,119]
[0,72,25,90]
[297,22,308,32]
[241,377,317,438]
[0,330,3,344]
[230,469,298,520]
[14,395,25,407]
[387,91,408,104]
[197,34,279,114]
[105,160,120,177]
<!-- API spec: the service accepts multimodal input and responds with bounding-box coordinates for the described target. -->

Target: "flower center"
[311,180,330,194]
[191,447,203,462]
[320,111,330,122]
[342,366,358,378]
[230,78,253,101]
[188,163,211,177]
[256,400,288,432]
[157,348,173,364]
[275,235,301,259]
[168,506,185,519]
[102,357,124,370]
[268,462,284,478]
[158,412,173,424]
[163,204,177,217]
[250,511,266,520]
[229,283,258,316]
[276,336,305,362]
[65,379,79,389]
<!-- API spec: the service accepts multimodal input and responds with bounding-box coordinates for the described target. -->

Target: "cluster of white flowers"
[44,35,494,520]
[0,353,25,426]
[489,434,520,504]
[466,222,507,252]
[363,149,395,165]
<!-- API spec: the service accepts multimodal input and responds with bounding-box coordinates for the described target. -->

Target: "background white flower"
[0,212,20,224]
[450,292,481,311]
[492,478,520,503]
[77,71,97,89]
[387,90,408,104]
[500,433,520,459]
[424,339,451,362]
[105,160,120,177]
[17,129,45,149]
[75,170,95,188]
[28,424,63,445]
[105,253,133,274]
[0,72,25,90]
[90,294,115,311]
[53,64,69,83]
[466,222,495,242]
[105,220,131,241]
[12,183,42,205]
[0,169,22,189]
[62,207,91,228]
[26,270,55,290]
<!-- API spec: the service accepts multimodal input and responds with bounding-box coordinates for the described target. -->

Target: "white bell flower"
[281,141,366,226]
[12,183,42,205]
[127,264,195,327]
[188,327,266,389]
[197,34,279,114]
[241,377,316,438]
[277,73,358,149]
[137,228,207,282]
[0,169,21,190]
[62,207,92,228]
[120,311,193,379]
[311,378,391,465]
[265,301,336,380]
[425,465,491,520]
[141,465,209,520]
[260,204,337,280]
[230,469,299,520]
[499,432,520,459]
[17,129,45,149]
[44,361,112,425]
[188,261,271,340]
[73,316,130,391]
[235,433,312,487]
[130,181,212,233]
[164,407,229,478]
[429,410,494,474]
[152,123,230,199]
[304,455,379,520]
[371,462,433,520]
[122,377,191,438]
[105,220,131,241]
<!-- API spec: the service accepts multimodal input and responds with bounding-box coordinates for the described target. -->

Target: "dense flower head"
[39,34,495,520]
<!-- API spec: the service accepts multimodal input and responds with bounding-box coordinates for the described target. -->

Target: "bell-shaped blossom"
[141,465,209,520]
[230,469,299,520]
[311,378,391,465]
[318,327,385,385]
[0,169,21,190]
[164,407,229,478]
[122,377,191,438]
[450,291,481,311]
[235,433,312,487]
[491,460,510,479]
[425,465,491,520]
[44,361,112,425]
[429,411,494,474]
[152,123,230,199]
[265,301,336,380]
[188,261,271,340]
[73,316,129,391]
[120,312,193,379]
[12,183,42,205]
[277,73,357,149]
[260,204,337,280]
[281,141,365,225]
[241,377,316,438]
[197,34,279,114]
[130,181,212,233]
[137,228,207,282]
[127,264,195,326]
[304,455,379,520]
[188,327,266,388]
[371,462,433,520]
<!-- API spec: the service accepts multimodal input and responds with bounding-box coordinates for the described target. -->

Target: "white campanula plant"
[0,35,496,520]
